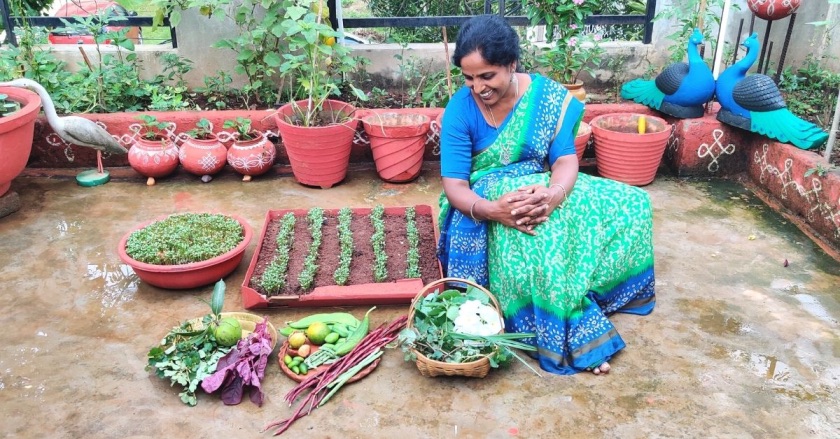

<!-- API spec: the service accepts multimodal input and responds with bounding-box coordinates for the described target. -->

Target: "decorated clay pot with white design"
[179,134,227,179]
[226,132,276,181]
[748,0,801,20]
[128,136,179,186]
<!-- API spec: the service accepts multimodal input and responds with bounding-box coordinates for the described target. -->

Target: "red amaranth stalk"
[262,315,407,436]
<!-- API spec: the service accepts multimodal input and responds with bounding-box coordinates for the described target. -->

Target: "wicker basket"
[407,277,504,378]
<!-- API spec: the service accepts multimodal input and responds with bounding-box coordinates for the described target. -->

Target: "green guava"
[214,317,242,347]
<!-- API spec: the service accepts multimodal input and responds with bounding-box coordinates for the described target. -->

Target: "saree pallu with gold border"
[438,77,655,374]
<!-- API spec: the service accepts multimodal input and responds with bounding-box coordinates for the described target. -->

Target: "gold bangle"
[549,183,567,203]
[469,198,482,221]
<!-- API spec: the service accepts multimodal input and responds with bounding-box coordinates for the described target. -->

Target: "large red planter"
[0,87,41,197]
[274,99,358,189]
[362,113,431,183]
[118,214,253,289]
[591,113,671,186]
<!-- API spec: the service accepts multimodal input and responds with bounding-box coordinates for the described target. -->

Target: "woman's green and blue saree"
[438,75,655,374]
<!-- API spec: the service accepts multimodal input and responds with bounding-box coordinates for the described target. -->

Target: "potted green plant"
[272,0,368,189]
[0,87,41,198]
[128,114,180,185]
[118,212,254,289]
[223,117,275,181]
[179,118,227,181]
[526,0,605,102]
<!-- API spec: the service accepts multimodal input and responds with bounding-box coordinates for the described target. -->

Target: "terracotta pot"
[362,113,431,183]
[0,87,41,197]
[178,134,227,178]
[117,214,253,289]
[563,80,587,103]
[127,137,179,184]
[748,0,801,20]
[591,113,671,186]
[574,121,592,162]
[226,132,275,180]
[275,99,358,189]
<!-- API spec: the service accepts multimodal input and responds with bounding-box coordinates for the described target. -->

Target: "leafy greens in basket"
[398,284,541,376]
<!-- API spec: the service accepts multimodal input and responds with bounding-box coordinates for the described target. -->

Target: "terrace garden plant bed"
[241,205,442,308]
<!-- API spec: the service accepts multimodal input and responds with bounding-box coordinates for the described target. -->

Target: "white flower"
[453,300,502,336]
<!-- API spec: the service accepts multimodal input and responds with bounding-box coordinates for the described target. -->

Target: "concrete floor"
[1,167,839,439]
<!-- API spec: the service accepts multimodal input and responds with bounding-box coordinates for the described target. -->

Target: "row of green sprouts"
[259,206,422,294]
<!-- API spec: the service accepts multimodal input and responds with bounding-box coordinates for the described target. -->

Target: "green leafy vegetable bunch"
[399,284,539,373]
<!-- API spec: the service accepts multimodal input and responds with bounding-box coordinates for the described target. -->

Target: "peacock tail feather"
[750,109,829,150]
[620,79,664,110]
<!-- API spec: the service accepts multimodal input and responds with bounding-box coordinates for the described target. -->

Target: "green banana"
[286,312,360,329]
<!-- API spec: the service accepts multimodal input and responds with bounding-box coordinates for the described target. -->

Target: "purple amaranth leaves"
[201,318,273,406]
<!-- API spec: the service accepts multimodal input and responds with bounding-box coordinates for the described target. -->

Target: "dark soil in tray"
[249,209,441,297]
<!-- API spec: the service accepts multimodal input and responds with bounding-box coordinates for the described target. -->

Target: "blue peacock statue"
[716,33,828,150]
[621,28,715,119]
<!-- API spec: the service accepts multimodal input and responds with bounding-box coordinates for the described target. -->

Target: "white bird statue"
[0,78,128,185]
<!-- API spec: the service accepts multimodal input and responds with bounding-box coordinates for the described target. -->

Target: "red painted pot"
[226,132,275,179]
[591,113,671,186]
[275,99,358,189]
[574,121,592,162]
[178,135,227,177]
[0,87,41,197]
[748,0,801,20]
[118,214,253,289]
[362,113,431,183]
[128,137,180,181]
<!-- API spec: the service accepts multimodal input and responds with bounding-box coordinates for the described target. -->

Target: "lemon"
[305,322,330,345]
[214,317,242,347]
[288,331,307,349]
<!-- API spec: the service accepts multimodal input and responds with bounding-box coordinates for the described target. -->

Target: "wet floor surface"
[1,169,839,438]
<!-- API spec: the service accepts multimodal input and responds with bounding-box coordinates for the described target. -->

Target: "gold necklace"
[483,73,519,130]
[484,101,499,129]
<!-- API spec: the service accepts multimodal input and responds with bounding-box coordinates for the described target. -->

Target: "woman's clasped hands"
[494,184,561,235]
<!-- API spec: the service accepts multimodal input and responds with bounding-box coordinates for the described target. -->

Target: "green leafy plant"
[135,114,170,140]
[370,204,388,282]
[398,285,540,374]
[778,55,840,130]
[150,0,283,105]
[525,0,605,84]
[804,162,838,177]
[275,0,367,127]
[186,118,215,140]
[0,94,21,117]
[654,0,740,64]
[298,207,324,290]
[125,213,244,265]
[405,207,421,279]
[146,279,232,406]
[333,207,354,286]
[223,117,258,141]
[260,213,296,295]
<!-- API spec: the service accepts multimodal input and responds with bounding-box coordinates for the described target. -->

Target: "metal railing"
[0,0,177,47]
[327,0,657,44]
[1,0,655,48]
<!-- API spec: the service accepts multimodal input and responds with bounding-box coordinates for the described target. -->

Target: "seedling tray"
[241,205,442,308]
